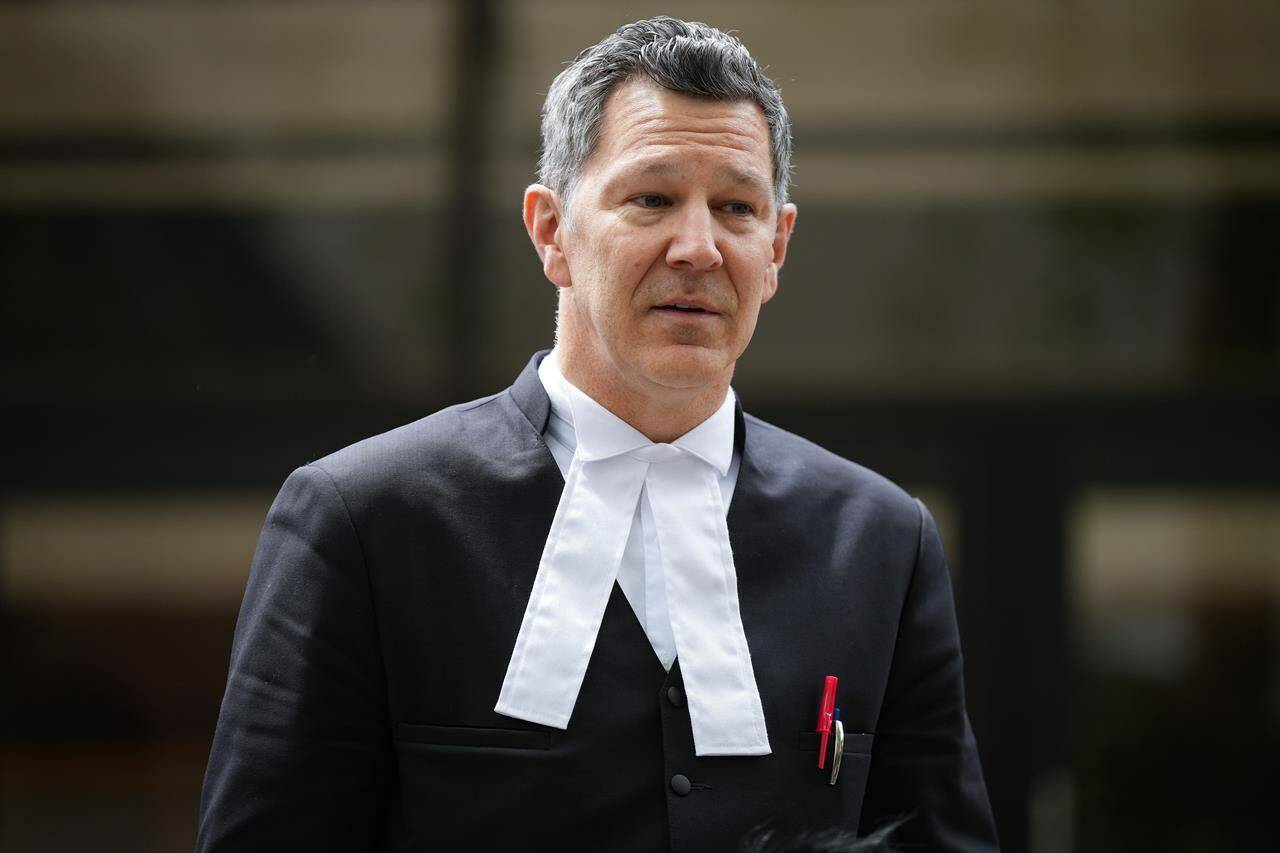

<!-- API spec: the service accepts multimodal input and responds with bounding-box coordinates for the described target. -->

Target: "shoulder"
[743,412,921,526]
[301,390,521,495]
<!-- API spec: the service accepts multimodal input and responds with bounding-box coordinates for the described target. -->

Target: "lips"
[652,300,719,315]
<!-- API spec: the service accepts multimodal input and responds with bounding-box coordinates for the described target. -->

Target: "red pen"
[815,675,838,769]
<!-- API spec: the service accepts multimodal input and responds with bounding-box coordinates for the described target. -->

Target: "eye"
[632,193,667,209]
[722,201,754,216]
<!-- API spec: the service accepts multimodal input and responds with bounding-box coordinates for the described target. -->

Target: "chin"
[637,345,728,390]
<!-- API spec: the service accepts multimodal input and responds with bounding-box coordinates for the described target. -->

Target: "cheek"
[729,247,775,301]
[584,224,645,277]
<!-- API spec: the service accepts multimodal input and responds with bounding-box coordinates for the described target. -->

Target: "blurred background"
[2,1,1278,851]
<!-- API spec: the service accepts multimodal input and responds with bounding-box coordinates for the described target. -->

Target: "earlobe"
[523,184,572,288]
[761,268,779,304]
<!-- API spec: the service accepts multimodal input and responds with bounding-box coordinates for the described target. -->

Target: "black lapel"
[497,348,563,513]
[506,349,553,436]
[724,401,784,719]
[726,397,766,580]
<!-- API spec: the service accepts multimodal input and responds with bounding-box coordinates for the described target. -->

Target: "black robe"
[197,351,998,852]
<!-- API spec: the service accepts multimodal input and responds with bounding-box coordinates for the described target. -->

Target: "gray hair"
[539,16,793,213]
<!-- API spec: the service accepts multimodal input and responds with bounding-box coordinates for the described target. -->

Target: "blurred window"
[1,491,273,852]
[1070,490,1280,853]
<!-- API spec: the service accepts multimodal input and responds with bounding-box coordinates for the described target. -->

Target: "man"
[197,17,998,852]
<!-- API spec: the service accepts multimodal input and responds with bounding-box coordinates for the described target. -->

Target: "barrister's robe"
[197,351,998,852]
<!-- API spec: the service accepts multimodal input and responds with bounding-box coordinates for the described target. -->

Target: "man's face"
[539,79,797,398]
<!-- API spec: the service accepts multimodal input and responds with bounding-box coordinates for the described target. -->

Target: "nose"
[665,205,723,271]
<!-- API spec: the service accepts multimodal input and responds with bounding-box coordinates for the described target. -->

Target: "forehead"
[585,79,773,187]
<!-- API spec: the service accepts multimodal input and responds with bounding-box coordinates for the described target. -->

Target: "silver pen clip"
[829,714,844,785]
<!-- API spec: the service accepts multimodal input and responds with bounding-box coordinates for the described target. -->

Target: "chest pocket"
[788,730,875,829]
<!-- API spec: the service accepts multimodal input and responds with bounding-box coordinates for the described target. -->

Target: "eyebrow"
[607,161,772,197]
[716,166,772,197]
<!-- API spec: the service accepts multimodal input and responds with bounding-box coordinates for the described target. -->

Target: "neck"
[555,343,731,444]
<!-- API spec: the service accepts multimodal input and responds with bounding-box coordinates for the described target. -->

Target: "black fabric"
[197,351,998,852]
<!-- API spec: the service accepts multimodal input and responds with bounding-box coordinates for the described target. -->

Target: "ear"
[761,202,797,304]
[523,184,572,289]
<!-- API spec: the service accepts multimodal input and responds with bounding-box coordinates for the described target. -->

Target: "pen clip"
[829,709,844,785]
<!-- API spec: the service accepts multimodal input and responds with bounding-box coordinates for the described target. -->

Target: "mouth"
[651,302,720,316]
